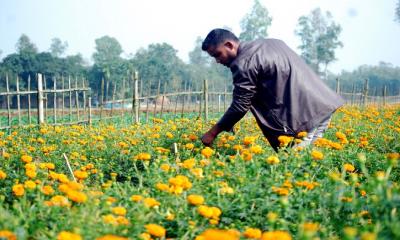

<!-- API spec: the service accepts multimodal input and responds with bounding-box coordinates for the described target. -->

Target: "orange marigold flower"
[21,154,33,163]
[311,150,324,160]
[344,163,355,172]
[42,185,55,195]
[12,184,25,197]
[145,224,166,238]
[266,156,280,165]
[74,170,88,180]
[201,147,214,158]
[112,206,127,216]
[49,195,70,207]
[57,231,82,240]
[0,170,7,180]
[0,230,17,240]
[143,197,160,208]
[96,235,128,240]
[195,229,240,240]
[67,190,87,203]
[187,194,205,205]
[261,230,292,240]
[244,227,262,239]
[24,180,36,190]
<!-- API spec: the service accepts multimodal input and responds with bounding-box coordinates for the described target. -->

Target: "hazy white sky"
[0,0,399,73]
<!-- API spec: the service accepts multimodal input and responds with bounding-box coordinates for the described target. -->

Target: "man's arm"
[201,65,257,146]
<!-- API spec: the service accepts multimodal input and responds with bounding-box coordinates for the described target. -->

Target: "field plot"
[0,105,399,240]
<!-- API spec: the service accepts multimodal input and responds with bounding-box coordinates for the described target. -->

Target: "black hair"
[201,28,239,51]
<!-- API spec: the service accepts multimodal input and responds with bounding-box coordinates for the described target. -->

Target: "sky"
[0,0,399,74]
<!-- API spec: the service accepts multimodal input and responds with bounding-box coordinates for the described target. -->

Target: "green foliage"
[239,0,272,41]
[49,38,68,58]
[396,0,400,23]
[16,34,38,56]
[295,8,342,76]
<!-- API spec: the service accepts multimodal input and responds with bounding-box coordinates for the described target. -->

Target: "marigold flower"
[344,163,355,172]
[21,154,33,163]
[156,183,170,192]
[135,153,151,161]
[0,170,7,180]
[57,231,82,240]
[261,230,292,240]
[0,230,17,240]
[302,222,319,233]
[143,197,160,208]
[266,156,280,165]
[187,194,205,205]
[244,227,262,239]
[250,145,263,154]
[297,131,308,138]
[49,195,70,207]
[278,136,293,147]
[96,235,128,240]
[145,224,166,238]
[12,184,25,197]
[67,190,87,203]
[42,185,55,195]
[185,143,194,149]
[195,229,239,240]
[112,206,127,216]
[160,164,170,172]
[131,195,143,202]
[201,147,214,158]
[243,136,256,146]
[311,150,324,160]
[24,180,36,190]
[74,170,88,180]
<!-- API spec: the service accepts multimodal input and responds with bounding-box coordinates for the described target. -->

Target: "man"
[200,28,344,151]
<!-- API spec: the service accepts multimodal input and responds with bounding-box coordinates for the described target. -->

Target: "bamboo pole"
[68,76,72,123]
[363,78,369,106]
[37,73,45,124]
[62,75,65,121]
[132,71,139,123]
[121,78,125,118]
[53,77,57,124]
[28,75,31,124]
[6,74,11,127]
[383,85,387,106]
[88,97,92,125]
[351,83,355,105]
[82,78,86,118]
[16,76,21,125]
[153,80,161,117]
[204,79,209,121]
[100,77,104,120]
[160,82,166,118]
[224,86,227,111]
[111,83,116,116]
[43,75,48,120]
[145,84,151,123]
[75,77,80,121]
[335,78,340,94]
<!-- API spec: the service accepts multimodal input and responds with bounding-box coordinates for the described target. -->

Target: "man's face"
[206,41,237,67]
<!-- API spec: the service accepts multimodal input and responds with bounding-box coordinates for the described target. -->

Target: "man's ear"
[224,41,234,50]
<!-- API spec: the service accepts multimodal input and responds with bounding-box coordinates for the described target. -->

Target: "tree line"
[1,0,399,102]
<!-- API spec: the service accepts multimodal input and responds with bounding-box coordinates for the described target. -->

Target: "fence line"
[1,73,399,130]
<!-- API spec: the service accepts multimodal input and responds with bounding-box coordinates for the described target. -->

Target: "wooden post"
[132,71,139,123]
[181,91,186,118]
[43,76,48,120]
[153,79,161,117]
[37,73,45,124]
[6,74,11,127]
[62,75,65,121]
[204,79,209,121]
[16,76,21,125]
[383,85,387,106]
[218,94,221,112]
[363,78,369,106]
[160,82,166,118]
[88,97,92,125]
[351,83,355,105]
[75,77,80,121]
[224,86,227,110]
[53,77,57,124]
[335,78,340,94]
[121,78,126,118]
[100,77,104,120]
[82,78,86,117]
[145,86,151,123]
[28,75,32,124]
[111,83,116,116]
[68,76,72,123]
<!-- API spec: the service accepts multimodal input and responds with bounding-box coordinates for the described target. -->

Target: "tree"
[92,36,123,76]
[295,8,343,77]
[396,0,400,23]
[189,36,211,66]
[50,38,68,57]
[239,0,272,41]
[16,34,38,55]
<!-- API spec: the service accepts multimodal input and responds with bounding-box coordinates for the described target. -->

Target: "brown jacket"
[217,38,344,150]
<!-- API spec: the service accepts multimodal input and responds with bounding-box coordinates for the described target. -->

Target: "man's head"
[202,29,240,67]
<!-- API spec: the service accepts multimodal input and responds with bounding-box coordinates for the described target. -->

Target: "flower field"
[0,105,399,240]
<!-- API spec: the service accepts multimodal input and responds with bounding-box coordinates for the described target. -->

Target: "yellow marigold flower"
[131,195,143,202]
[2,152,10,159]
[12,184,25,197]
[241,150,252,161]
[189,134,198,141]
[156,183,170,192]
[191,168,204,178]
[261,230,292,240]
[25,169,37,179]
[0,170,7,180]
[195,229,240,240]
[183,158,196,169]
[145,224,166,238]
[187,194,205,205]
[311,150,324,160]
[201,147,214,158]
[0,230,17,240]
[375,171,385,181]
[232,144,243,151]
[360,232,377,240]
[244,227,262,239]
[42,185,55,195]
[67,190,87,203]
[24,180,36,190]
[198,205,214,218]
[57,231,82,240]
[49,195,70,207]
[74,170,88,180]
[297,131,307,138]
[220,186,234,194]
[139,233,152,240]
[243,136,256,146]
[267,212,278,222]
[266,156,280,165]
[250,145,263,154]
[96,235,128,240]
[160,163,170,172]
[135,153,151,161]
[185,143,194,150]
[200,159,210,166]
[278,136,293,147]
[302,222,319,233]
[21,154,33,163]
[344,163,355,172]
[143,197,160,208]
[343,227,358,238]
[112,206,127,216]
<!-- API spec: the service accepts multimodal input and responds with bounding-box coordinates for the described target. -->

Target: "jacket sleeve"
[216,64,257,131]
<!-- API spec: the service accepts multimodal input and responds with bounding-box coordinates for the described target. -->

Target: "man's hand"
[201,124,223,147]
